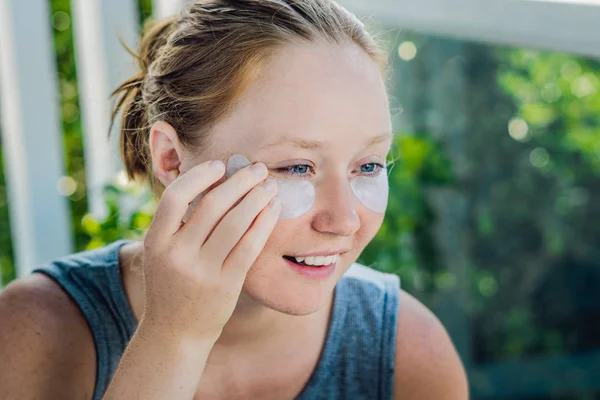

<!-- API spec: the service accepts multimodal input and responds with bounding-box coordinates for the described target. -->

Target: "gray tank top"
[32,239,401,399]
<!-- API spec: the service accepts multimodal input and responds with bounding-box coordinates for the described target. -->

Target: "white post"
[153,0,190,19]
[71,0,140,220]
[0,0,73,277]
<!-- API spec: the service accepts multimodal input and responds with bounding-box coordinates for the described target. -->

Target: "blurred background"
[1,0,600,398]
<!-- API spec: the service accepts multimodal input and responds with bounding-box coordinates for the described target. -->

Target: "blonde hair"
[111,0,388,198]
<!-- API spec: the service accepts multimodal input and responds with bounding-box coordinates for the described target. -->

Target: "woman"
[0,0,468,398]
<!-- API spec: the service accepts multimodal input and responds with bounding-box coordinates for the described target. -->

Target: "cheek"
[259,218,299,256]
[355,210,385,246]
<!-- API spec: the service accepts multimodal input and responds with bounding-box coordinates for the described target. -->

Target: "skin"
[0,39,469,399]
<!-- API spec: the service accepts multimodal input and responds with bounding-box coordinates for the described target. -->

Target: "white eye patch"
[226,154,315,220]
[350,171,389,213]
[228,154,389,217]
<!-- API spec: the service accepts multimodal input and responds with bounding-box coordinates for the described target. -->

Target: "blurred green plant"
[80,178,156,250]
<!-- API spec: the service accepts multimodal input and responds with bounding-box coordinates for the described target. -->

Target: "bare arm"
[101,322,216,400]
[0,274,96,400]
[393,290,470,399]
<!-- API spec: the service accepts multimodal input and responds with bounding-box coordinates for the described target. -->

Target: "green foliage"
[497,49,600,176]
[138,0,154,27]
[480,47,600,362]
[50,0,90,253]
[81,180,156,249]
[0,147,13,284]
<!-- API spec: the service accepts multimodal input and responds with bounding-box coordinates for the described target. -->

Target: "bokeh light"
[398,41,417,61]
[56,176,77,196]
[508,117,530,142]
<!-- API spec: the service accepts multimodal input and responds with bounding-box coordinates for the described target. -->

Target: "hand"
[139,159,280,344]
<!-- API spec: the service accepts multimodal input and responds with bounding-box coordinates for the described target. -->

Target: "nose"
[311,177,361,237]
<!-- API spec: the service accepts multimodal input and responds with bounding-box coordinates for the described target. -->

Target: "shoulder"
[393,289,470,399]
[0,273,96,398]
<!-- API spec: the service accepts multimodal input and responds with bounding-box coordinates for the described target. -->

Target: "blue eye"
[275,163,385,178]
[290,165,310,174]
[360,163,385,177]
[276,164,313,178]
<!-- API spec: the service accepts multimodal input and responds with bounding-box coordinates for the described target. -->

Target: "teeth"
[294,254,339,266]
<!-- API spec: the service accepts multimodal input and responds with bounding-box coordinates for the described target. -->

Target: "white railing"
[1,0,599,278]
[0,0,72,278]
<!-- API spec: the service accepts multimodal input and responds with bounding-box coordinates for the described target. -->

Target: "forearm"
[102,323,216,400]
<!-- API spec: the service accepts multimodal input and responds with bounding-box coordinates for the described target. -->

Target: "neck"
[219,294,286,348]
[215,290,329,350]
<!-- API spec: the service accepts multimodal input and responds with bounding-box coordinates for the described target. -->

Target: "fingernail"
[251,162,267,176]
[210,160,224,170]
[263,179,277,192]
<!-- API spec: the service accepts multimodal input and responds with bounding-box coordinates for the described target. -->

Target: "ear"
[149,121,185,187]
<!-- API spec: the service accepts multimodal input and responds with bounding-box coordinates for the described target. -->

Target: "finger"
[176,162,269,247]
[221,197,281,286]
[149,160,225,241]
[199,179,278,268]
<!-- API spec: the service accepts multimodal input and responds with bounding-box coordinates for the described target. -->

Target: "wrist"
[135,318,220,353]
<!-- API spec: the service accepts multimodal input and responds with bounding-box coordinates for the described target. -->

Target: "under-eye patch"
[226,154,316,220]
[350,171,389,213]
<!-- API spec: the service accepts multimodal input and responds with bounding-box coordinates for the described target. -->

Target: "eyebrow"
[259,132,392,150]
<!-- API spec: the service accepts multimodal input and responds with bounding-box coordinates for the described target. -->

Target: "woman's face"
[182,40,392,315]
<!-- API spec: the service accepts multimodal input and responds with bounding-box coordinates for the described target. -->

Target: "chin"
[240,254,347,316]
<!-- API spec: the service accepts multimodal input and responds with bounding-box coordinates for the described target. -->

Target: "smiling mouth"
[282,255,338,267]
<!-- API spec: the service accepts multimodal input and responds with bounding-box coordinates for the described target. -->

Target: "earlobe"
[149,121,184,187]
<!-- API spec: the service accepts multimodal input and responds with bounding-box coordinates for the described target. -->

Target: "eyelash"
[275,163,386,178]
